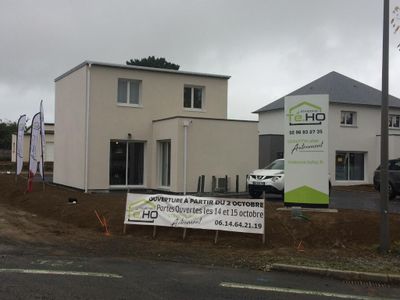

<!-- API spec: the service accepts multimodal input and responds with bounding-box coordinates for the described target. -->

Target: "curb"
[271,263,400,284]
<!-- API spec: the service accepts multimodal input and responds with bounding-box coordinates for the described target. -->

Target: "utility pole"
[380,0,390,253]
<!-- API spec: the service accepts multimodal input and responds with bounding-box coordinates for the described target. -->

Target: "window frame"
[117,78,143,107]
[158,140,171,188]
[340,111,357,127]
[389,114,400,129]
[183,85,205,111]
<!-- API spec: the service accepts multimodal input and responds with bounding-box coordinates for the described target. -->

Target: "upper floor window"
[117,79,141,105]
[340,111,357,126]
[184,86,203,110]
[389,114,400,129]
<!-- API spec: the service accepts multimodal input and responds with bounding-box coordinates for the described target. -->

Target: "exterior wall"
[54,66,87,189]
[257,104,400,185]
[258,109,284,134]
[178,118,258,193]
[86,65,228,190]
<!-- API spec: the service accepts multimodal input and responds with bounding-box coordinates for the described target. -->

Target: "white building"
[54,61,258,193]
[255,71,400,186]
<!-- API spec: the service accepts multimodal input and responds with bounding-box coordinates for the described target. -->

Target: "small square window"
[340,111,356,126]
[183,86,204,110]
[117,79,141,105]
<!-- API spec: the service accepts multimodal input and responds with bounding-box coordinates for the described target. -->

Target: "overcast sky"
[1,0,400,123]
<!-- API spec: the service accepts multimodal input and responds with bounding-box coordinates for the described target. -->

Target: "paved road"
[0,249,399,300]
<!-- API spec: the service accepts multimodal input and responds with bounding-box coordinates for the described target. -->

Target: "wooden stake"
[183,228,187,240]
[152,226,157,239]
[214,230,219,244]
[262,191,266,245]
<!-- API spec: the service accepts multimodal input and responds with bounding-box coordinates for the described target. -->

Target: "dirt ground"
[0,172,400,274]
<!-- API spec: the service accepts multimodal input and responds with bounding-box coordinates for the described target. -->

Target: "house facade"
[256,71,400,185]
[54,61,257,192]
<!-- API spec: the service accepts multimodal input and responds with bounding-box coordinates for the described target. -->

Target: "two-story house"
[255,71,400,186]
[54,61,257,193]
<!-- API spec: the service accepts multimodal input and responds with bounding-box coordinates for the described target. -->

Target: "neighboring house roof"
[254,71,400,113]
[55,61,231,82]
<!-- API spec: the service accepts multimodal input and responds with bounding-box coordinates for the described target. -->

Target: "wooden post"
[212,176,216,193]
[183,228,187,240]
[197,176,201,193]
[214,230,219,244]
[262,191,266,245]
[152,226,157,239]
[235,175,239,193]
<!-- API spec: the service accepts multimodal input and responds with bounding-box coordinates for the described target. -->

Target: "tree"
[126,56,180,70]
[0,120,17,149]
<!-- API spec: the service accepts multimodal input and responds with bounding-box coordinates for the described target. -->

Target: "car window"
[264,160,284,170]
[390,160,400,171]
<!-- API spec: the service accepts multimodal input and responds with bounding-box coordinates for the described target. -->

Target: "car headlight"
[271,176,282,182]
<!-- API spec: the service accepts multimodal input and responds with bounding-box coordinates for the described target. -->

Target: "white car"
[247,159,331,198]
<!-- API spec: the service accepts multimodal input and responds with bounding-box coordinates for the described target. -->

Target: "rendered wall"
[53,66,87,189]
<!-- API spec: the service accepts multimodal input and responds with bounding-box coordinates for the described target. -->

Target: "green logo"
[286,101,325,126]
[127,199,158,223]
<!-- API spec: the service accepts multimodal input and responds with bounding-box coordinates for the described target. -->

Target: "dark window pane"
[193,88,202,109]
[128,142,144,185]
[160,141,171,186]
[335,152,348,180]
[184,87,192,108]
[346,113,353,125]
[110,141,126,185]
[118,80,128,103]
[349,153,364,180]
[129,80,140,104]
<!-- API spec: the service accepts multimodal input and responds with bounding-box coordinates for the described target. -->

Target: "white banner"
[284,94,329,206]
[125,194,264,234]
[28,112,41,176]
[16,115,26,175]
[39,100,45,178]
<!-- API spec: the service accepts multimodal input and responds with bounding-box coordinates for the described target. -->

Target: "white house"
[54,61,258,193]
[255,71,400,186]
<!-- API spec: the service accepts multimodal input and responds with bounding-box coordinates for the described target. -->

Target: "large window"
[110,141,144,186]
[158,140,171,187]
[389,114,400,129]
[335,152,364,181]
[340,111,357,126]
[184,86,203,109]
[117,79,141,105]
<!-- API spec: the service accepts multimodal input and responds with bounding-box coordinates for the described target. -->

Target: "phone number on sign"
[214,220,262,229]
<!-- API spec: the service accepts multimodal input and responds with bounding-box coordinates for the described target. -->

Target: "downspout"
[182,120,191,194]
[84,63,91,193]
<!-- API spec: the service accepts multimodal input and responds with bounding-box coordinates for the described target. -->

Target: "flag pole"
[40,100,45,191]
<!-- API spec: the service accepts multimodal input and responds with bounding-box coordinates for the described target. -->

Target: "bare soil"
[0,173,400,274]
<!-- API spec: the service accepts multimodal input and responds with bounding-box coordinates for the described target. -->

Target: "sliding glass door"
[110,140,144,186]
[335,152,364,181]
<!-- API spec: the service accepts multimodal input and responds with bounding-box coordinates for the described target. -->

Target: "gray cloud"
[0,0,399,122]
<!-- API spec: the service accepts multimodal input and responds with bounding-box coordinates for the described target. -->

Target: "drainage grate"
[343,280,390,288]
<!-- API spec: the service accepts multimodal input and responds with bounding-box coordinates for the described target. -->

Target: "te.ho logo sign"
[286,101,326,126]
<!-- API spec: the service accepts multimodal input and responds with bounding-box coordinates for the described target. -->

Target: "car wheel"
[249,189,262,199]
[389,183,396,200]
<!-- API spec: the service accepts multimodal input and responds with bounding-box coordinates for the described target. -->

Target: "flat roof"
[55,61,231,82]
